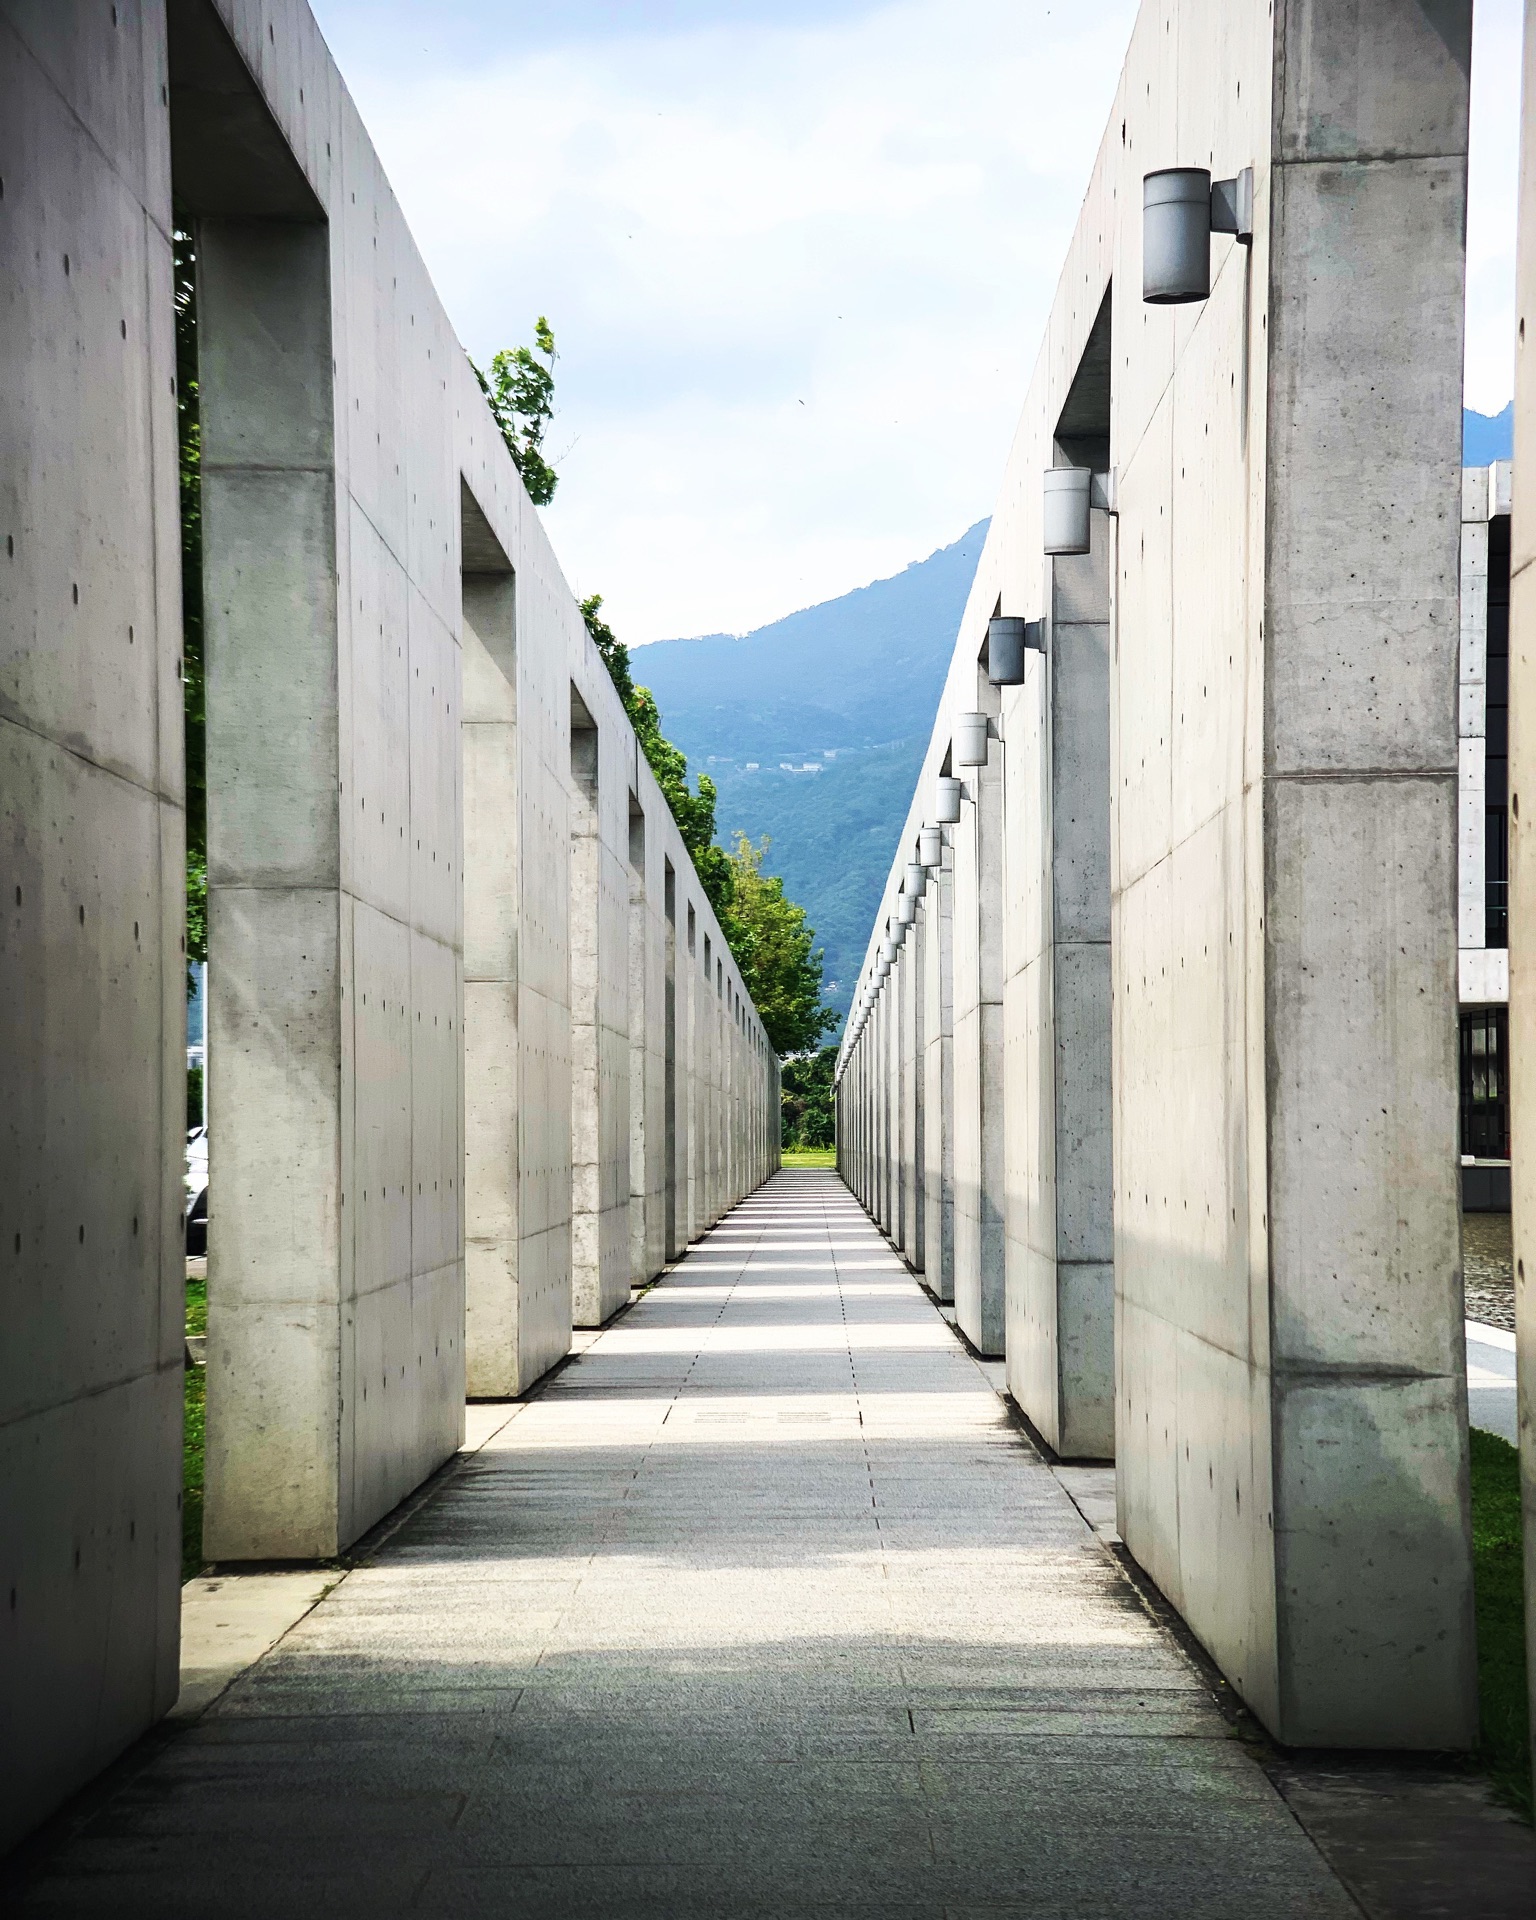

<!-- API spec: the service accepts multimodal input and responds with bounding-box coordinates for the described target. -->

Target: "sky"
[309,0,1526,645]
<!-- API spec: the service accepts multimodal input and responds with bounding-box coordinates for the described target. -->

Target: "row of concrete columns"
[842,0,1488,1756]
[0,0,778,1852]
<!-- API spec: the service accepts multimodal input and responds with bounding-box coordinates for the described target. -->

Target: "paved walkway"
[16,1172,1354,1917]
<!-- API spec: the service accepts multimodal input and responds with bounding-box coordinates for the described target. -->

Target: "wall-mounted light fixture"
[986,614,1046,685]
[1142,165,1252,305]
[1044,467,1116,556]
[918,824,943,867]
[935,776,963,824]
[905,861,927,900]
[954,712,989,767]
[897,893,917,927]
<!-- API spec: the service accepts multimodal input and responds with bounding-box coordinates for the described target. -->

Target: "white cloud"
[316,0,1521,639]
[315,0,1135,640]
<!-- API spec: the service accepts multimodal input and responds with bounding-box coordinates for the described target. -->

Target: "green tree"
[781,1045,837,1149]
[472,318,559,506]
[722,832,837,1057]
[580,595,735,927]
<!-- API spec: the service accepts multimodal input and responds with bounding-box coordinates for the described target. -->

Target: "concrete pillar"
[1113,0,1474,1746]
[685,908,700,1239]
[888,976,900,1237]
[627,797,650,1283]
[0,5,183,1846]
[880,988,894,1233]
[663,861,681,1257]
[568,688,630,1326]
[906,898,926,1270]
[1005,505,1115,1459]
[953,691,1007,1355]
[1508,0,1536,1792]
[923,844,956,1300]
[199,204,465,1561]
[464,551,570,1395]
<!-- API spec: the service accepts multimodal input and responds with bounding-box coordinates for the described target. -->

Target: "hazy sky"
[309,0,1526,644]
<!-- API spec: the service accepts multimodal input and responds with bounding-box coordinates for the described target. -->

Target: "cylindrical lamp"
[918,824,943,867]
[935,775,963,824]
[1043,467,1092,556]
[1143,167,1211,304]
[987,615,1046,685]
[954,711,989,767]
[881,938,898,964]
[905,861,927,898]
[897,894,917,926]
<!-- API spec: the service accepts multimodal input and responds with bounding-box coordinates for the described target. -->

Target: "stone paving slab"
[9,1172,1355,1918]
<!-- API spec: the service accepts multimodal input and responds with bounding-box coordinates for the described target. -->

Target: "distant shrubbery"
[781,1046,836,1151]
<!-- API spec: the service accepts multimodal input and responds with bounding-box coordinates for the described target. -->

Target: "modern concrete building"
[1460,461,1513,1209]
[840,0,1478,1751]
[1,0,778,1853]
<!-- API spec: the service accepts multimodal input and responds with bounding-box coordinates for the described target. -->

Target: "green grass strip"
[1470,1426,1530,1821]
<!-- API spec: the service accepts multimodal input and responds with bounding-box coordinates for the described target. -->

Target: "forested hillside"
[635,524,987,1024]
[637,409,1509,1037]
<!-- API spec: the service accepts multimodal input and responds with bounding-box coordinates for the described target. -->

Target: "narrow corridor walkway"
[16,1173,1353,1917]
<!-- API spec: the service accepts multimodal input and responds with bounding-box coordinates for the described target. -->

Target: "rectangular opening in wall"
[169,0,339,1560]
[460,482,517,1396]
[627,793,648,1282]
[569,684,602,1323]
[1054,286,1112,473]
[664,858,677,1255]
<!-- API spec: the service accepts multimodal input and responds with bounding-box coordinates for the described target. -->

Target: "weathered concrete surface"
[171,1570,336,1723]
[2,0,778,1849]
[839,0,1476,1748]
[1507,0,1536,1799]
[0,0,184,1853]
[950,685,1006,1356]
[8,1174,1357,1918]
[921,847,956,1300]
[1004,501,1114,1462]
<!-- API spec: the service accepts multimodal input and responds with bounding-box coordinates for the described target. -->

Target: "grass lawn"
[781,1147,836,1168]
[183,1274,206,1581]
[1470,1426,1530,1820]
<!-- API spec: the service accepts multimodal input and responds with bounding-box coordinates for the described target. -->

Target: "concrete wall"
[1506,0,1536,1801]
[1004,501,1114,1461]
[2,0,779,1851]
[839,0,1476,1749]
[951,679,1007,1356]
[0,2,185,1849]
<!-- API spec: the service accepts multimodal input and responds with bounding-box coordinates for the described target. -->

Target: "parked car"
[185,1126,208,1256]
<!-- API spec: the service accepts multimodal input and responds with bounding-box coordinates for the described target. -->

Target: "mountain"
[633,523,988,1030]
[643,409,1507,1042]
[635,523,989,765]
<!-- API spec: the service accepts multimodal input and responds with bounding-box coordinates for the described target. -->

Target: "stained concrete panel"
[6,0,779,1851]
[840,0,1476,1749]
[0,5,184,1846]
